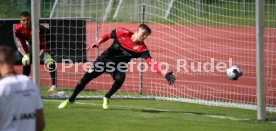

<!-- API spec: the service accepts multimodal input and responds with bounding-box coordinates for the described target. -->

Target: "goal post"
[256,0,265,121]
[31,0,40,86]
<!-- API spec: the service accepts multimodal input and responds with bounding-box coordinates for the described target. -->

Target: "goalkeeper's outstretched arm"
[145,57,176,85]
[87,32,112,50]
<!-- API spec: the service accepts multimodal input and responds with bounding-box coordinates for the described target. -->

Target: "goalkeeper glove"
[22,54,30,66]
[44,53,54,65]
[165,71,176,86]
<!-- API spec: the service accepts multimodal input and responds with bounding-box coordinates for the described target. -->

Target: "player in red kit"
[58,24,175,109]
[14,11,57,92]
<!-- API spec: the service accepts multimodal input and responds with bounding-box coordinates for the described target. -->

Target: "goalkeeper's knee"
[45,58,54,65]
[44,53,54,65]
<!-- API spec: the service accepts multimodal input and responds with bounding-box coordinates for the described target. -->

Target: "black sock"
[105,72,125,98]
[48,63,56,86]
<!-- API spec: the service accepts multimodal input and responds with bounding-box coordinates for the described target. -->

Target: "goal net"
[38,0,276,113]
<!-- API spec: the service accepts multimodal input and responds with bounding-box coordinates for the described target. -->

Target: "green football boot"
[103,97,110,110]
[58,99,73,109]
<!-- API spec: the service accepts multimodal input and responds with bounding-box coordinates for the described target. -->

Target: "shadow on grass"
[111,107,206,116]
[141,108,205,115]
[110,107,252,121]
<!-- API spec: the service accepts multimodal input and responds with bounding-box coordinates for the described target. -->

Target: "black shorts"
[92,50,128,74]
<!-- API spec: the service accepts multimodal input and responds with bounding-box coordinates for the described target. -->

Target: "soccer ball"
[57,91,66,97]
[54,91,66,97]
[226,65,242,80]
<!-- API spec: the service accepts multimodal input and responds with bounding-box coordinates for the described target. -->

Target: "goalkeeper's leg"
[105,71,126,98]
[47,63,57,92]
[68,57,109,102]
[58,71,104,109]
[103,71,126,109]
[41,53,57,92]
[49,63,56,85]
[68,71,104,102]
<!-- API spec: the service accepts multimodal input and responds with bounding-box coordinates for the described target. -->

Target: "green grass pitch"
[42,98,276,131]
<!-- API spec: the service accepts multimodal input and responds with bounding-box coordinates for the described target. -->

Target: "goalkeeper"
[58,24,176,109]
[14,11,57,92]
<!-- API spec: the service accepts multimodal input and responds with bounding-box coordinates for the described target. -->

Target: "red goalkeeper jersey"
[101,27,150,61]
[100,27,166,76]
[14,23,48,54]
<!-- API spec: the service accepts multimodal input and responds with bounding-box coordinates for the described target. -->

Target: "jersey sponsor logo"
[15,89,35,95]
[117,28,129,33]
[4,90,16,101]
[4,89,35,101]
[121,49,131,56]
[113,43,132,56]
[114,43,120,49]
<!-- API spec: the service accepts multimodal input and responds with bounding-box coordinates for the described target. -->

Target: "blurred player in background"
[14,11,57,92]
[58,24,176,110]
[0,44,45,131]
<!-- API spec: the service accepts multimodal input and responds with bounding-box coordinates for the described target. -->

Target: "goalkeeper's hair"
[138,24,151,35]
[20,11,31,17]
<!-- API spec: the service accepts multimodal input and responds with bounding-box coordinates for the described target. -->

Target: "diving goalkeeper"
[58,24,176,109]
[14,11,57,92]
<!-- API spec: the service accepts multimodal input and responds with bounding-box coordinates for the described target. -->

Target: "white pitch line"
[44,99,254,121]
